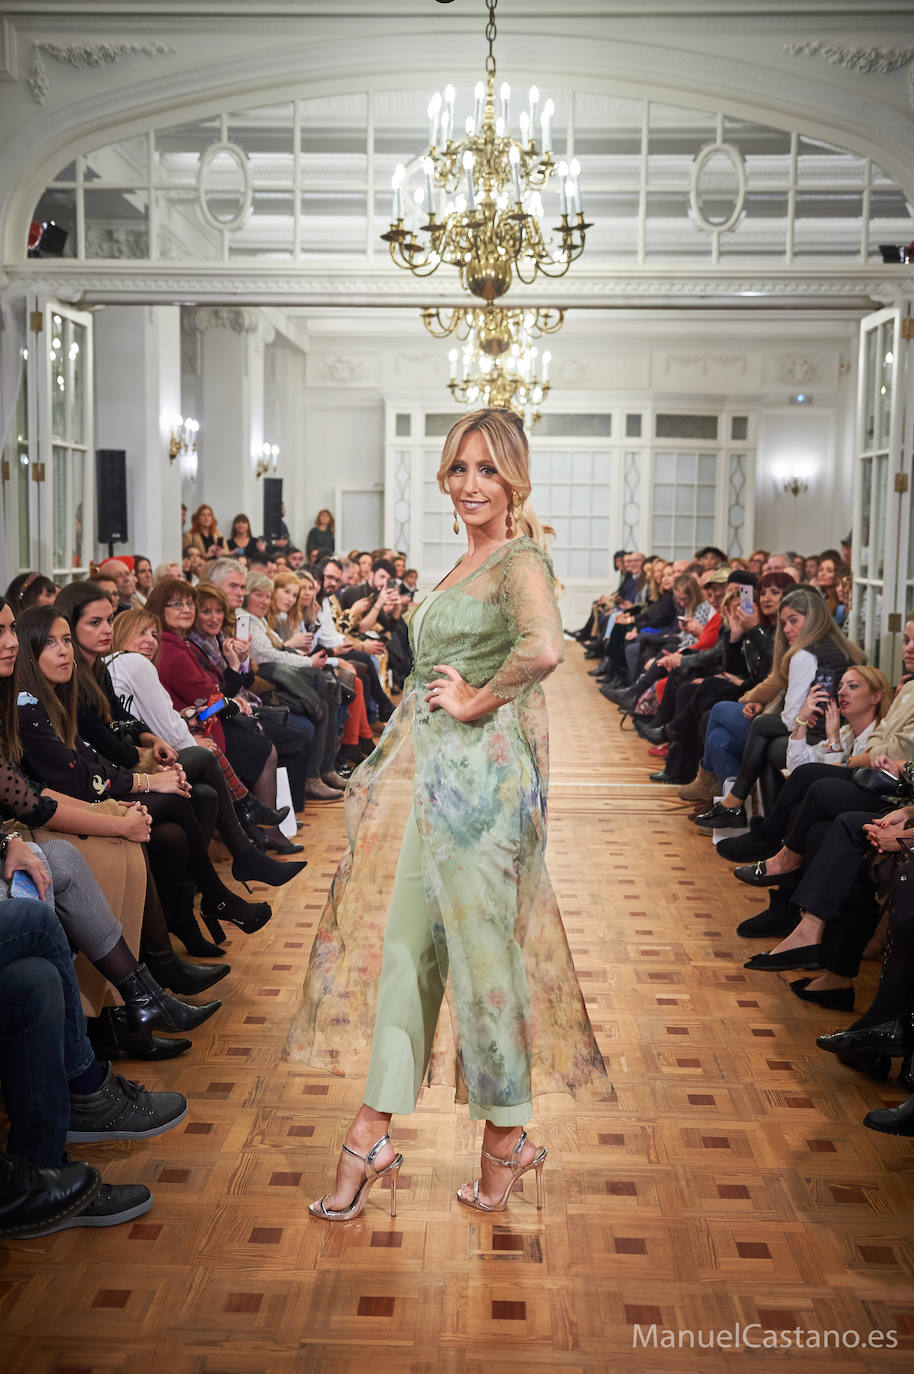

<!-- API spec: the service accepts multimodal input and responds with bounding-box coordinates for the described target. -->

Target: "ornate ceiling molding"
[2,264,901,309]
[785,40,914,105]
[28,40,176,105]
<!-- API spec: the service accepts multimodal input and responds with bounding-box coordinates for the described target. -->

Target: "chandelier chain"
[485,0,497,76]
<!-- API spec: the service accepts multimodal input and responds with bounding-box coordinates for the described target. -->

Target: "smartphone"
[326,656,340,667]
[197,695,228,723]
[234,611,251,636]
[738,583,755,615]
[812,668,836,698]
[9,869,41,900]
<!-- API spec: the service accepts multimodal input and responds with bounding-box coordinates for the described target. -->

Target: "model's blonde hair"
[436,408,553,550]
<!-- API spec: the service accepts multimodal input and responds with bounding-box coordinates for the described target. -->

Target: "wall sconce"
[169,415,199,463]
[783,474,809,498]
[256,442,279,479]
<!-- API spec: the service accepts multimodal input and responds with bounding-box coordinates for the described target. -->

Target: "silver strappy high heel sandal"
[456,1130,547,1213]
[308,1134,403,1221]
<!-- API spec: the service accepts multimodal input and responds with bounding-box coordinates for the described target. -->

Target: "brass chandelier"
[433,304,562,425]
[381,0,589,301]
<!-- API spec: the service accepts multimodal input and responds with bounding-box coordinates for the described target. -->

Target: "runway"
[2,646,913,1372]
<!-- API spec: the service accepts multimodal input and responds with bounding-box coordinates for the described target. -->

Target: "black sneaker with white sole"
[52,1182,153,1230]
[67,1066,187,1144]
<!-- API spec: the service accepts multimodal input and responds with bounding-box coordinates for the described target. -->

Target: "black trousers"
[730,713,788,809]
[664,676,740,782]
[851,861,914,1027]
[783,773,891,854]
[790,809,882,978]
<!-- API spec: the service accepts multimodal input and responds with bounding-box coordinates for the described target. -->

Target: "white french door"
[22,294,95,581]
[849,304,913,679]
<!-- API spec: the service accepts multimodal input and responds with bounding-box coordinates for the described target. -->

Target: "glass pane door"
[850,305,909,678]
[32,298,94,582]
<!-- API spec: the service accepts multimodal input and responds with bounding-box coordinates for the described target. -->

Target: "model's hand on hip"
[426,664,478,722]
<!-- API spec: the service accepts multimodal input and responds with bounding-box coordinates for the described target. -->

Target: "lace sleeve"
[0,755,58,826]
[487,542,564,702]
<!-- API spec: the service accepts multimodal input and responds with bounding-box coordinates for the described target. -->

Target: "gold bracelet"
[142,773,150,792]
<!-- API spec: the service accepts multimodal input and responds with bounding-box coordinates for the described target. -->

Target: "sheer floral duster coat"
[284,537,608,1115]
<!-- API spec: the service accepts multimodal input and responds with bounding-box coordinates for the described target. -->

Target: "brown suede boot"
[678,767,718,803]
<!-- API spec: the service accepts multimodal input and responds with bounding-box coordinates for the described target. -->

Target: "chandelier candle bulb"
[557,160,568,216]
[500,81,510,125]
[519,111,530,145]
[391,164,405,222]
[474,80,484,131]
[509,145,523,203]
[463,150,477,212]
[423,157,436,214]
[427,92,441,148]
[413,187,424,231]
[570,158,583,213]
[541,98,554,153]
[444,84,455,139]
[528,85,539,138]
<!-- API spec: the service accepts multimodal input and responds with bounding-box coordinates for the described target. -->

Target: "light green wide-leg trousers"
[363,808,531,1127]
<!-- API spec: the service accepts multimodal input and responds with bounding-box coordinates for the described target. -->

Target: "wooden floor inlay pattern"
[2,645,914,1371]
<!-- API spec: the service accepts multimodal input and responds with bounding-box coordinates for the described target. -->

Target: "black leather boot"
[87,1007,191,1061]
[236,794,290,828]
[863,1091,914,1136]
[143,947,230,995]
[114,963,222,1033]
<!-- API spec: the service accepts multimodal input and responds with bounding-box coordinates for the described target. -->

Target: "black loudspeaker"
[263,477,284,541]
[96,449,128,546]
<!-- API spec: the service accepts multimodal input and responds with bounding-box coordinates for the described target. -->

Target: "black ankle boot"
[143,948,230,995]
[231,847,307,890]
[201,890,272,934]
[863,1091,914,1136]
[87,1008,191,1062]
[166,882,225,957]
[236,794,290,828]
[114,964,222,1034]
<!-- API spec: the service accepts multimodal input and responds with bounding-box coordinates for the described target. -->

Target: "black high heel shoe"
[113,964,222,1033]
[87,1008,191,1062]
[231,847,307,889]
[166,882,225,957]
[261,835,305,855]
[201,891,272,935]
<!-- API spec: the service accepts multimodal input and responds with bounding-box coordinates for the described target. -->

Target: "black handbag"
[851,766,909,799]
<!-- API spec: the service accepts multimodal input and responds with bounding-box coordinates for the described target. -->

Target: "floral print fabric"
[284,537,608,1109]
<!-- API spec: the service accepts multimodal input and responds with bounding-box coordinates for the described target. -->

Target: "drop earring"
[506,490,521,537]
[453,513,460,534]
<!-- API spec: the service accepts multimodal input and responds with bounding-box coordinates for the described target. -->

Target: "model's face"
[163,591,196,635]
[38,616,74,683]
[245,586,271,619]
[126,624,159,660]
[758,585,782,619]
[322,564,342,594]
[218,571,246,609]
[358,554,373,578]
[274,583,298,613]
[837,669,876,717]
[447,430,511,537]
[196,600,224,637]
[76,599,114,659]
[780,606,806,645]
[135,560,152,592]
[0,604,18,677]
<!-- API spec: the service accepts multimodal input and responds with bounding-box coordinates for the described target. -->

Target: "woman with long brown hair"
[286,408,607,1220]
[182,504,226,559]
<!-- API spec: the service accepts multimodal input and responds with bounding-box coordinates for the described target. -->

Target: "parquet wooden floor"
[3,647,914,1373]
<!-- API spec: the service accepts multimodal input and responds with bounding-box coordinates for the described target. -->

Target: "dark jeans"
[0,899,95,1166]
